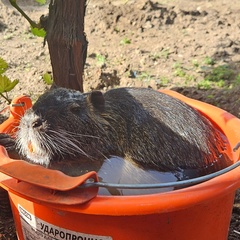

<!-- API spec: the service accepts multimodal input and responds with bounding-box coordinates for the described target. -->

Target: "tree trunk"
[46,0,88,92]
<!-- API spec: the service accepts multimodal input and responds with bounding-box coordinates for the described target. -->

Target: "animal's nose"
[32,118,43,128]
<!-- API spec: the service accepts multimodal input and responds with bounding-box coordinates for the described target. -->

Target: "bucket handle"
[80,143,240,190]
[80,159,240,190]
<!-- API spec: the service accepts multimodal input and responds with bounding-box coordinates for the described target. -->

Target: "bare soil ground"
[0,0,239,239]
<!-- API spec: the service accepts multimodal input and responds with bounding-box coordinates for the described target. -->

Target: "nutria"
[10,87,230,177]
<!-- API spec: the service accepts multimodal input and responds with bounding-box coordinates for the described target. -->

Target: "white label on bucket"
[18,204,112,240]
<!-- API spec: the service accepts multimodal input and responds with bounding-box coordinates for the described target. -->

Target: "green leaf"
[35,0,46,5]
[0,75,19,93]
[43,73,53,85]
[0,57,8,74]
[31,27,46,38]
[120,37,131,45]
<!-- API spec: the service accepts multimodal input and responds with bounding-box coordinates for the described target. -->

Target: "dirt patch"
[0,0,240,239]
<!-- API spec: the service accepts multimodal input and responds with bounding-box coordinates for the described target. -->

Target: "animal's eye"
[69,103,81,114]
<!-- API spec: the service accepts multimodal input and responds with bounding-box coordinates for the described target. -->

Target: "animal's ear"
[87,91,105,111]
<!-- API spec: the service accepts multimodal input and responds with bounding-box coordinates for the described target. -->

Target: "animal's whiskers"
[47,129,97,160]
[55,129,100,140]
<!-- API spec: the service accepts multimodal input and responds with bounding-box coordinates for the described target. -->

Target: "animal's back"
[103,88,230,173]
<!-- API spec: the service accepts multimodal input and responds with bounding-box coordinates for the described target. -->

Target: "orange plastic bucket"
[0,90,240,240]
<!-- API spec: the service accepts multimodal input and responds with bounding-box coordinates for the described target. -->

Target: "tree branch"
[9,0,39,28]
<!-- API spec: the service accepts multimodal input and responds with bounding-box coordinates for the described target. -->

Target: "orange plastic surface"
[0,147,98,191]
[2,178,98,205]
[9,190,235,240]
[0,95,32,135]
[0,147,99,204]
